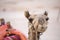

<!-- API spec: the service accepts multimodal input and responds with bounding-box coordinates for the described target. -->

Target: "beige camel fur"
[24,11,49,40]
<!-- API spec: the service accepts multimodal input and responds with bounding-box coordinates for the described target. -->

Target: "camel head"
[24,11,49,33]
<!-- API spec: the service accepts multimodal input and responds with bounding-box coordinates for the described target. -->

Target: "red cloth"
[0,24,27,40]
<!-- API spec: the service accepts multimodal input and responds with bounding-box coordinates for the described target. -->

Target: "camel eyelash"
[46,17,49,21]
[29,18,33,23]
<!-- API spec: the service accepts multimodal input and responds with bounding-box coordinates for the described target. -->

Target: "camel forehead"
[29,14,47,19]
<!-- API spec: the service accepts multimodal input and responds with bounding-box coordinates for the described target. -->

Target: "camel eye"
[46,17,49,21]
[29,18,33,23]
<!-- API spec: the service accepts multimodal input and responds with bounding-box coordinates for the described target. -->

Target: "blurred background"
[0,0,60,40]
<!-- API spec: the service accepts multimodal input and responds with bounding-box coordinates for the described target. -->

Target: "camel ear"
[24,11,30,18]
[44,11,48,16]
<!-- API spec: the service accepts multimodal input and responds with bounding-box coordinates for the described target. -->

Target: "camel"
[24,11,49,40]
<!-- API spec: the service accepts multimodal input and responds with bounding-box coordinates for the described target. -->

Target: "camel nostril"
[41,27,44,29]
